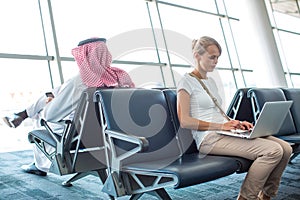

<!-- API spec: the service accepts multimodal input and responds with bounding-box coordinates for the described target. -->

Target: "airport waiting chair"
[162,88,196,155]
[28,88,109,187]
[226,88,254,123]
[247,88,300,162]
[163,88,252,173]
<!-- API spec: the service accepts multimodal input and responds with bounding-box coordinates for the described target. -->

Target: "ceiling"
[270,0,300,17]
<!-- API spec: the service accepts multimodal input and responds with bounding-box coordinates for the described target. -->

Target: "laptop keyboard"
[230,129,251,134]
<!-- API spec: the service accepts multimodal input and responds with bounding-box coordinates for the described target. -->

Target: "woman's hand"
[222,120,240,131]
[239,121,253,130]
[222,120,253,131]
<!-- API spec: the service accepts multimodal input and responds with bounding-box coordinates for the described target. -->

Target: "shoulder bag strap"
[189,72,230,121]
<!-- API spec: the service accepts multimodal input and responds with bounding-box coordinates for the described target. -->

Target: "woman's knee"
[282,141,293,158]
[265,137,293,160]
[266,143,284,162]
[272,138,293,158]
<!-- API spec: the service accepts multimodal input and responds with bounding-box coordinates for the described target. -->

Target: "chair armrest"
[106,129,149,152]
[40,118,72,127]
[105,129,149,171]
[40,119,72,156]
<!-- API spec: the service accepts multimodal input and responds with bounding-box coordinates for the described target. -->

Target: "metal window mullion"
[38,0,54,89]
[221,0,247,87]
[214,0,238,89]
[58,57,254,73]
[0,53,53,60]
[289,72,300,76]
[155,1,176,87]
[274,27,300,36]
[146,2,166,87]
[267,0,294,87]
[113,60,167,66]
[156,0,239,21]
[60,56,168,66]
[47,0,64,84]
[273,28,294,87]
[296,0,300,15]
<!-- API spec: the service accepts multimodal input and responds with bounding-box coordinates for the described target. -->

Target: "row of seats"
[94,88,252,199]
[227,88,300,162]
[28,87,252,199]
[27,87,299,199]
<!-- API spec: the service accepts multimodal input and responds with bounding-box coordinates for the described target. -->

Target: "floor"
[0,122,300,200]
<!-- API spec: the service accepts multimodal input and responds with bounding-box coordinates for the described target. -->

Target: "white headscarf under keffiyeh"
[71,38,135,88]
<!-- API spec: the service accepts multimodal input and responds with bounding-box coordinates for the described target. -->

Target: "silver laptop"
[217,101,293,139]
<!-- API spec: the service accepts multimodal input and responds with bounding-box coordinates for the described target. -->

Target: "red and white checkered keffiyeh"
[71,40,135,88]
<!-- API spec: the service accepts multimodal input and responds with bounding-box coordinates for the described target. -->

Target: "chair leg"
[96,169,108,184]
[289,144,300,164]
[289,152,299,164]
[62,172,90,187]
[130,193,143,200]
[149,188,172,200]
[130,189,172,200]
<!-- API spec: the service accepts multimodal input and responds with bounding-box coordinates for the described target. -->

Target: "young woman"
[176,36,292,200]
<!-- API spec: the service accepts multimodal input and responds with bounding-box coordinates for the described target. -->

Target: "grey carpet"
[0,150,299,200]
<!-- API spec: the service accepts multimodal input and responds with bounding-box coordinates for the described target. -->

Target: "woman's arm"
[177,89,241,131]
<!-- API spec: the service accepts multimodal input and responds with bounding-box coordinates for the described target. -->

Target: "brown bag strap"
[189,72,230,121]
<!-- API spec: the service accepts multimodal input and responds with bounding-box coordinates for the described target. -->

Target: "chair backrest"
[247,88,296,136]
[281,88,300,133]
[226,88,254,123]
[95,88,182,166]
[162,89,197,155]
[63,87,107,173]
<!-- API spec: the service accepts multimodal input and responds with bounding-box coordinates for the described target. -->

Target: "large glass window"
[0,59,52,112]
[0,0,45,54]
[278,31,300,73]
[50,0,152,57]
[153,1,244,106]
[291,74,300,87]
[267,0,300,88]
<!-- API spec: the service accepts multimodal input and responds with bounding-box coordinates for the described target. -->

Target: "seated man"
[3,37,135,176]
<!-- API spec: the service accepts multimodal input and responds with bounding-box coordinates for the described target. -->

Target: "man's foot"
[2,114,24,128]
[21,163,47,176]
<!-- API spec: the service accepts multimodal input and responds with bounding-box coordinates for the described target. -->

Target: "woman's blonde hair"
[192,36,222,55]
